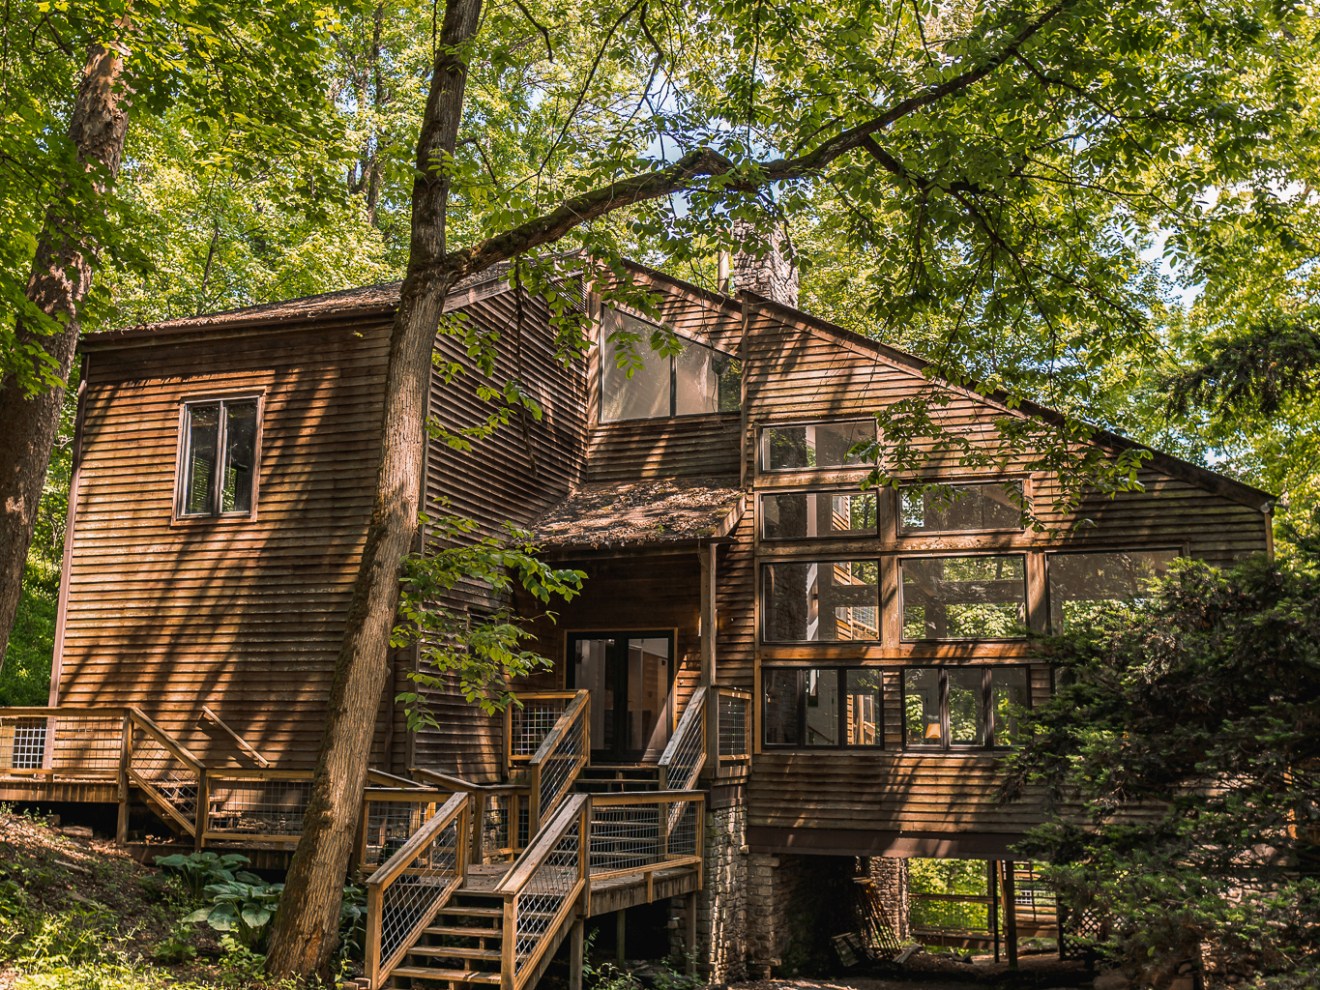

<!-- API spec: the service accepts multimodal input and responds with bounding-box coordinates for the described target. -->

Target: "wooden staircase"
[388,890,506,988]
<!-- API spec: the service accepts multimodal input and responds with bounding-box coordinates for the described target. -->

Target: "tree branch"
[441,0,1076,280]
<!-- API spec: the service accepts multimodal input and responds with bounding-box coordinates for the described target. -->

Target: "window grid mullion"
[212,400,228,514]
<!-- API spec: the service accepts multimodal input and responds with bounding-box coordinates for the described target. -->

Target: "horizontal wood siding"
[58,320,393,769]
[740,302,1270,847]
[585,272,744,483]
[410,287,589,781]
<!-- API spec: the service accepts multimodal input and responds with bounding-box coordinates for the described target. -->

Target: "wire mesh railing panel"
[536,711,585,824]
[588,802,661,875]
[718,692,750,760]
[513,816,581,965]
[361,795,448,870]
[667,799,699,857]
[510,698,569,760]
[659,692,705,790]
[0,713,122,779]
[129,724,200,825]
[204,774,314,840]
[373,809,464,978]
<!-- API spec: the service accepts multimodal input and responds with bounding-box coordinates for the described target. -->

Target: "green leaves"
[1004,551,1320,982]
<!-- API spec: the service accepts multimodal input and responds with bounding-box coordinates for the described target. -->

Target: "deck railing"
[505,691,577,771]
[359,786,455,871]
[203,769,316,846]
[0,707,124,782]
[587,791,705,881]
[715,687,752,775]
[411,767,530,862]
[126,710,206,837]
[495,794,588,990]
[364,791,469,989]
[658,687,706,791]
[526,691,589,835]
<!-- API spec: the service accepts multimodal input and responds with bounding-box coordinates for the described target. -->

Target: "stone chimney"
[731,216,798,308]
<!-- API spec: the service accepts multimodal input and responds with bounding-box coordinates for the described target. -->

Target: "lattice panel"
[510,700,566,758]
[129,728,199,822]
[377,816,461,969]
[718,694,749,758]
[662,694,705,789]
[667,800,699,856]
[361,798,442,868]
[514,817,580,964]
[200,774,312,839]
[589,804,661,874]
[1,714,122,778]
[537,714,584,822]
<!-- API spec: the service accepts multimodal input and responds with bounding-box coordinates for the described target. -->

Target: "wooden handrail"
[366,791,468,888]
[410,766,525,794]
[494,793,588,895]
[714,686,753,700]
[365,791,470,988]
[528,691,589,765]
[0,705,128,719]
[365,767,425,788]
[200,705,270,768]
[128,708,205,771]
[658,688,706,789]
[588,789,705,807]
[204,768,314,781]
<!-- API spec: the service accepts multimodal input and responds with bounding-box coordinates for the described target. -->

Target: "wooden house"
[0,255,1273,986]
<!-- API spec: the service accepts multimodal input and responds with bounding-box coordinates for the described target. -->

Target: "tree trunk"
[263,0,484,980]
[0,38,131,671]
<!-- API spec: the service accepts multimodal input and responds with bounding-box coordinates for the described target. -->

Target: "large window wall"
[754,419,1185,754]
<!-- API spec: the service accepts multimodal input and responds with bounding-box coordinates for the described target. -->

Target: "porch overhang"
[530,478,745,555]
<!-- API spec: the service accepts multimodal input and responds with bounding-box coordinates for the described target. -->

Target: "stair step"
[441,905,503,918]
[410,945,502,962]
[390,966,501,985]
[426,925,502,939]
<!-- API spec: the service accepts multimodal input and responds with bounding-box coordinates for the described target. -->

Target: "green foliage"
[395,511,584,719]
[154,851,257,900]
[0,559,57,705]
[1005,552,1320,986]
[183,877,283,952]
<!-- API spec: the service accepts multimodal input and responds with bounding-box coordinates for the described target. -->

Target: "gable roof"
[80,255,1274,510]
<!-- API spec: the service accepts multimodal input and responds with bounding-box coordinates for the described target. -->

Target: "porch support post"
[569,917,584,990]
[699,544,718,778]
[1000,860,1018,969]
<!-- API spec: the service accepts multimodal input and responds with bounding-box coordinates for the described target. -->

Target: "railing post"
[706,688,718,781]
[471,790,488,865]
[528,764,542,837]
[116,710,132,844]
[365,882,383,989]
[194,767,209,848]
[501,895,518,990]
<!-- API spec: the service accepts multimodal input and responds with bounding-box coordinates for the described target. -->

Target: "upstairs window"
[1047,549,1178,631]
[900,481,1025,534]
[762,667,882,748]
[178,397,260,518]
[761,491,879,541]
[600,309,739,422]
[760,419,874,472]
[763,560,880,643]
[903,666,1029,750]
[901,555,1027,640]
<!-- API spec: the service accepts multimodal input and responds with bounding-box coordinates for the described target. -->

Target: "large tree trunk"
[263,0,484,979]
[0,39,131,671]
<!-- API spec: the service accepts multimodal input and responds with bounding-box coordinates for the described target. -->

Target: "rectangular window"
[762,667,882,748]
[900,481,1025,533]
[1047,549,1179,631]
[760,420,874,472]
[903,666,1029,750]
[178,397,259,518]
[600,309,739,421]
[761,491,878,541]
[901,555,1027,640]
[762,560,880,643]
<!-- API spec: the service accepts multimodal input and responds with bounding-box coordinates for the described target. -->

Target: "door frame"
[564,628,678,763]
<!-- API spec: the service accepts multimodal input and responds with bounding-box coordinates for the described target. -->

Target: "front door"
[567,631,675,763]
